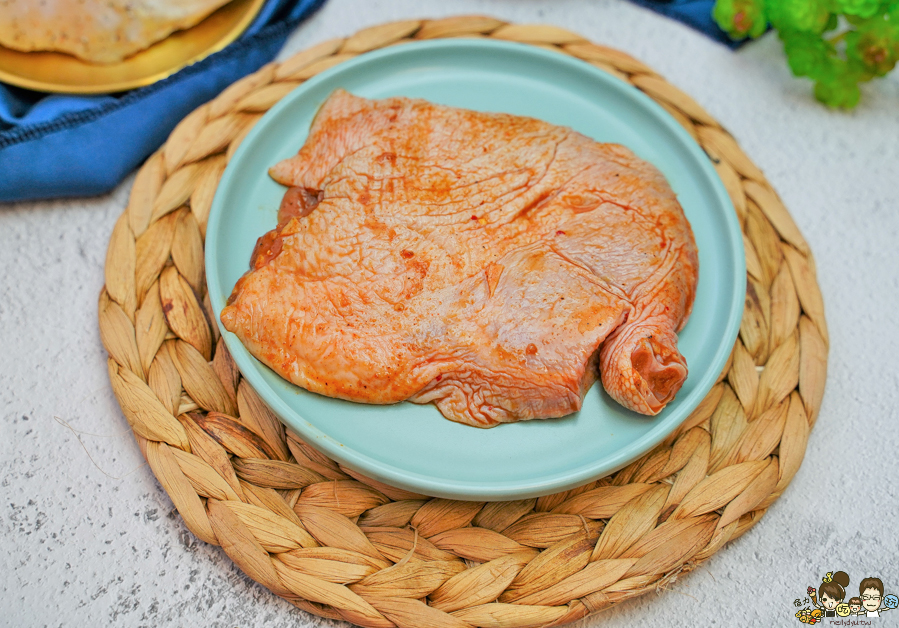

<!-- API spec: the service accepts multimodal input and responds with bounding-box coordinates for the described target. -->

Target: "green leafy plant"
[713,0,899,108]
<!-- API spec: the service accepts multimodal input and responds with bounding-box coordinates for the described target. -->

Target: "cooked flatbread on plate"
[0,0,236,63]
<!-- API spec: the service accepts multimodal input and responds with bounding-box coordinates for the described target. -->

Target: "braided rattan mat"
[99,16,829,627]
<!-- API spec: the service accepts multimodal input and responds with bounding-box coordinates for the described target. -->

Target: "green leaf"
[782,31,835,79]
[714,0,769,39]
[814,76,862,107]
[834,0,882,18]
[767,0,832,33]
[843,13,899,75]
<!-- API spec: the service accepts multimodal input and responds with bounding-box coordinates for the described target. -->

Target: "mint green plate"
[206,39,745,501]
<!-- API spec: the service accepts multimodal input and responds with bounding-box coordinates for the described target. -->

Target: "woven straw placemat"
[99,16,828,627]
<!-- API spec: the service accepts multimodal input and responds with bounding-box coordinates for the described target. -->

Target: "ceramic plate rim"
[206,39,746,500]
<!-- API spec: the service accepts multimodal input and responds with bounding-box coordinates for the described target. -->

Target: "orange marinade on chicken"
[221,90,699,428]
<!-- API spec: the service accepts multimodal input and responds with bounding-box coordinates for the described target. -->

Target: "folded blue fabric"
[627,0,741,48]
[0,0,325,202]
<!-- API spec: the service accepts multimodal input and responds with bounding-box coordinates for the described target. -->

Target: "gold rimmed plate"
[0,0,265,94]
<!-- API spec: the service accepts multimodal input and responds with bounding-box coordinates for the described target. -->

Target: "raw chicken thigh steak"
[221,90,699,428]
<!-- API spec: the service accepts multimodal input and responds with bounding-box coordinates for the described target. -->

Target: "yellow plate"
[0,0,266,94]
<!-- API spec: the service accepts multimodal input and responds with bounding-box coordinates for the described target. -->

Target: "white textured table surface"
[3,1,899,626]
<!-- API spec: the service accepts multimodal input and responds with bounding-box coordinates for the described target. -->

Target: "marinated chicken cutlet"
[221,90,699,427]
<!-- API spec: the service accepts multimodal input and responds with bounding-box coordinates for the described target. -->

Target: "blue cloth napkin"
[0,0,325,202]
[628,0,741,48]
